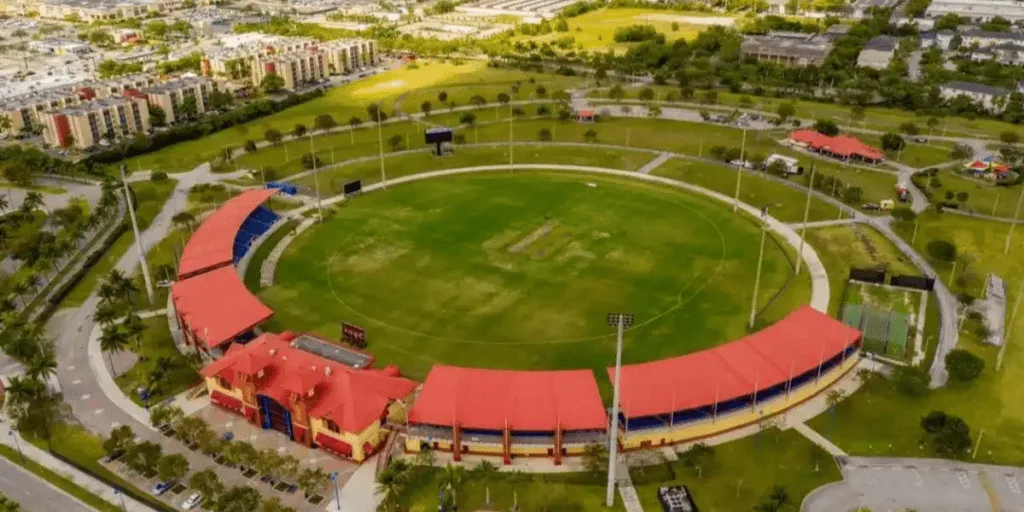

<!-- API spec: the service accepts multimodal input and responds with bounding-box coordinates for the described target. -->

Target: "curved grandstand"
[176,178,862,465]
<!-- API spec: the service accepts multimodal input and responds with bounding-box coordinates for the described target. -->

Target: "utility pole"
[796,163,815,275]
[509,100,514,170]
[120,164,153,305]
[1005,186,1024,254]
[734,129,747,213]
[377,105,387,189]
[749,207,769,329]
[997,279,1024,372]
[309,135,322,220]
[605,313,634,508]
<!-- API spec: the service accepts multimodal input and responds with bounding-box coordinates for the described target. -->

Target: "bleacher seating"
[232,206,280,263]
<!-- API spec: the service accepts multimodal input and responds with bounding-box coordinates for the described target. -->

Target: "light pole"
[376,105,387,189]
[114,487,126,511]
[796,163,816,275]
[606,312,634,508]
[1005,186,1024,255]
[9,430,24,463]
[331,471,341,511]
[733,128,747,213]
[749,206,769,329]
[309,135,322,220]
[120,164,154,305]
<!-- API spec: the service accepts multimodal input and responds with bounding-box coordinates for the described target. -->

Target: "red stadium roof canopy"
[788,130,885,162]
[178,189,278,279]
[172,266,273,349]
[409,366,607,432]
[607,306,861,419]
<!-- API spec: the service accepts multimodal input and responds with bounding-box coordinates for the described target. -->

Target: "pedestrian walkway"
[637,152,672,174]
[792,422,847,457]
[617,462,643,512]
[333,455,377,512]
[788,218,861,230]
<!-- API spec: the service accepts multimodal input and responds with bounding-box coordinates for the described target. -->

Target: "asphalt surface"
[0,456,92,512]
[804,456,1024,512]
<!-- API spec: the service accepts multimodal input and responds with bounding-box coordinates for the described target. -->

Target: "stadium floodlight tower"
[606,312,634,507]
[119,164,154,305]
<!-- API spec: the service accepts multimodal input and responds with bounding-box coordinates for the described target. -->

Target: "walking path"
[792,423,847,457]
[637,152,671,174]
[616,462,642,512]
[788,218,860,229]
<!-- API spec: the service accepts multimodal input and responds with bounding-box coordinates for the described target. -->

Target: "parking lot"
[805,456,1024,512]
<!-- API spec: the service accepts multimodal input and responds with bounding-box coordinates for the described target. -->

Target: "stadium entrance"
[258,395,294,440]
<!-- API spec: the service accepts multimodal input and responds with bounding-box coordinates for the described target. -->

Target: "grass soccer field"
[512,8,733,51]
[258,171,805,380]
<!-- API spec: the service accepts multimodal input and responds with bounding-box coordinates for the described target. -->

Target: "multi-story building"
[141,76,217,124]
[81,73,158,99]
[857,35,899,69]
[939,80,1012,113]
[42,94,149,149]
[959,28,1024,47]
[202,35,376,87]
[38,0,212,21]
[740,32,834,67]
[927,0,1024,21]
[0,89,83,137]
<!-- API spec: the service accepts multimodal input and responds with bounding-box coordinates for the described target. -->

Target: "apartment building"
[42,94,150,149]
[38,0,209,21]
[0,89,82,137]
[252,51,326,90]
[81,73,158,99]
[857,35,899,69]
[939,80,1011,113]
[926,0,1024,21]
[321,39,377,74]
[142,76,217,124]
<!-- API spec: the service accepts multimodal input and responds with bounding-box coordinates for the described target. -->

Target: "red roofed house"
[405,365,607,465]
[200,332,416,462]
[788,129,885,163]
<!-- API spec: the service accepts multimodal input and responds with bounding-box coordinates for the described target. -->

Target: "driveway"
[803,456,1024,512]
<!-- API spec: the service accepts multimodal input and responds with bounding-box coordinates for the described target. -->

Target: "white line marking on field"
[93,409,104,415]
[72,380,82,385]
[81,394,91,400]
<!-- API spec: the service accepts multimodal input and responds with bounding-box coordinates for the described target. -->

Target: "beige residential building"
[252,51,326,90]
[321,39,377,74]
[142,76,217,124]
[80,73,158,99]
[42,95,149,149]
[0,89,82,137]
[38,0,210,21]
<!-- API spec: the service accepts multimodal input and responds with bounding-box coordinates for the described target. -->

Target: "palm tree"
[99,325,130,376]
[0,193,9,214]
[171,211,195,232]
[21,192,43,213]
[94,302,118,327]
[11,278,29,307]
[97,280,118,304]
[24,344,57,384]
[122,312,146,352]
[147,356,175,392]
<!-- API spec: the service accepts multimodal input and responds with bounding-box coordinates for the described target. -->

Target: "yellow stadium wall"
[618,355,859,450]
[310,418,384,462]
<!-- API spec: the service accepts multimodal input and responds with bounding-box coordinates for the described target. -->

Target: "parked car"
[152,481,174,496]
[182,492,202,510]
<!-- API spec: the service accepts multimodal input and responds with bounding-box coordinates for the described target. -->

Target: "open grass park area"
[259,171,807,381]
[808,212,1024,466]
[113,316,199,407]
[511,8,733,51]
[925,167,1024,219]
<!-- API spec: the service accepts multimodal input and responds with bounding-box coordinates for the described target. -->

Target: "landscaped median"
[0,444,121,512]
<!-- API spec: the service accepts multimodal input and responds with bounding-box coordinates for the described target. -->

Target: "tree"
[813,119,840,136]
[171,211,196,231]
[894,365,930,396]
[150,405,184,428]
[260,74,285,93]
[296,467,328,497]
[881,133,906,152]
[497,92,511,105]
[4,162,33,188]
[264,129,283,145]
[945,349,984,381]
[124,441,162,474]
[387,134,404,151]
[754,485,790,512]
[4,375,66,441]
[190,469,224,501]
[608,84,625,101]
[103,425,136,456]
[420,100,432,116]
[777,102,796,121]
[538,128,552,141]
[157,453,189,483]
[583,129,598,142]
[648,104,662,118]
[260,497,294,512]
[98,325,129,375]
[313,114,336,132]
[1000,131,1020,145]
[149,105,167,127]
[926,239,957,262]
[638,87,655,102]
[0,494,20,512]
[215,486,261,512]
[244,139,257,153]
[221,441,258,469]
[899,121,920,136]
[581,443,607,476]
[920,411,971,456]
[437,91,448,103]
[459,112,477,125]
[179,97,198,121]
[956,191,969,203]
[376,460,410,509]
[679,443,716,478]
[367,104,387,123]
[292,124,307,138]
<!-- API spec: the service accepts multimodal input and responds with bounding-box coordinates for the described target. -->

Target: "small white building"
[857,35,899,69]
[765,154,801,174]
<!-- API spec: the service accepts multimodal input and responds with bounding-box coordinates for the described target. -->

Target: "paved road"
[803,456,1024,512]
[0,456,92,512]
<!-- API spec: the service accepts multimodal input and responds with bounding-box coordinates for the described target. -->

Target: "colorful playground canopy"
[788,130,885,162]
[607,305,861,420]
[408,365,608,432]
[171,265,273,349]
[178,189,279,278]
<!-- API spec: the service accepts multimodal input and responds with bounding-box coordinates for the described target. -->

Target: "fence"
[849,268,886,284]
[890,274,935,291]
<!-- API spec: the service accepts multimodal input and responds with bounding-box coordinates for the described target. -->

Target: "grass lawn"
[62,179,177,308]
[113,317,199,407]
[394,465,624,511]
[0,444,121,512]
[804,224,920,316]
[651,157,841,223]
[122,60,583,173]
[807,211,1024,465]
[857,135,956,169]
[25,425,176,512]
[243,219,299,289]
[511,8,730,51]
[633,428,841,512]
[930,168,1024,219]
[261,171,807,381]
